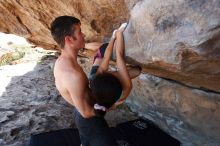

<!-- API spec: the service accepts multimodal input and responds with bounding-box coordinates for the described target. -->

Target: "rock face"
[128,74,220,146]
[0,53,73,146]
[0,0,220,146]
[124,0,220,93]
[0,0,129,49]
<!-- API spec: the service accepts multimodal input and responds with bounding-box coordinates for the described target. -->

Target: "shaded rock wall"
[0,0,129,49]
[128,74,220,146]
[0,0,220,146]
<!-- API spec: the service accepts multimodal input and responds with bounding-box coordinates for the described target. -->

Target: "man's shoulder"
[54,58,81,76]
[56,69,83,82]
[54,56,88,86]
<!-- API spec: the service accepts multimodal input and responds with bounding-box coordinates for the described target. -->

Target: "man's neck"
[61,46,79,62]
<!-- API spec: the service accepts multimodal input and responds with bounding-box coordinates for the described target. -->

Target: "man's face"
[72,24,85,49]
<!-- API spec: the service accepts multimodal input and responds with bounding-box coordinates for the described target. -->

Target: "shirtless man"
[51,16,94,118]
[51,16,117,146]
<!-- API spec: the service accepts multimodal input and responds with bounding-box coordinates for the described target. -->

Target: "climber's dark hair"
[90,72,122,117]
[50,15,80,48]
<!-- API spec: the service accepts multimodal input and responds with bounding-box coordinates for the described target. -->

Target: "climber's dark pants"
[72,108,117,146]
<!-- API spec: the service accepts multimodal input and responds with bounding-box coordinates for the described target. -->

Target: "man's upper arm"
[64,75,93,118]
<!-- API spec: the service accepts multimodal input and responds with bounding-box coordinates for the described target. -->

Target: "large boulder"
[124,0,220,93]
[123,1,220,145]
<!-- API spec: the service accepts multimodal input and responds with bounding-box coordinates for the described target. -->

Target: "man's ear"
[71,35,77,40]
[65,35,76,43]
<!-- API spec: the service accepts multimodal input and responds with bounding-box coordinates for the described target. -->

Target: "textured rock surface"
[0,0,220,146]
[128,74,220,146]
[0,0,129,49]
[124,0,220,93]
[0,52,73,146]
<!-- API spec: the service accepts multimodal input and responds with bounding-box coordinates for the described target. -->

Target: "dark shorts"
[93,43,109,63]
[89,42,115,81]
[93,43,116,63]
[73,108,117,146]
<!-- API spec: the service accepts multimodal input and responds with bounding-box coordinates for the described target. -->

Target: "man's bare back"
[54,53,94,117]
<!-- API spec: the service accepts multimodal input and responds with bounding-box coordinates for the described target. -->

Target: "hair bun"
[94,104,106,111]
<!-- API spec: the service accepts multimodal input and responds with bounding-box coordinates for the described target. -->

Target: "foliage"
[0,43,32,66]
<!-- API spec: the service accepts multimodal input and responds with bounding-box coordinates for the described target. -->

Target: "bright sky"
[0,32,30,49]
